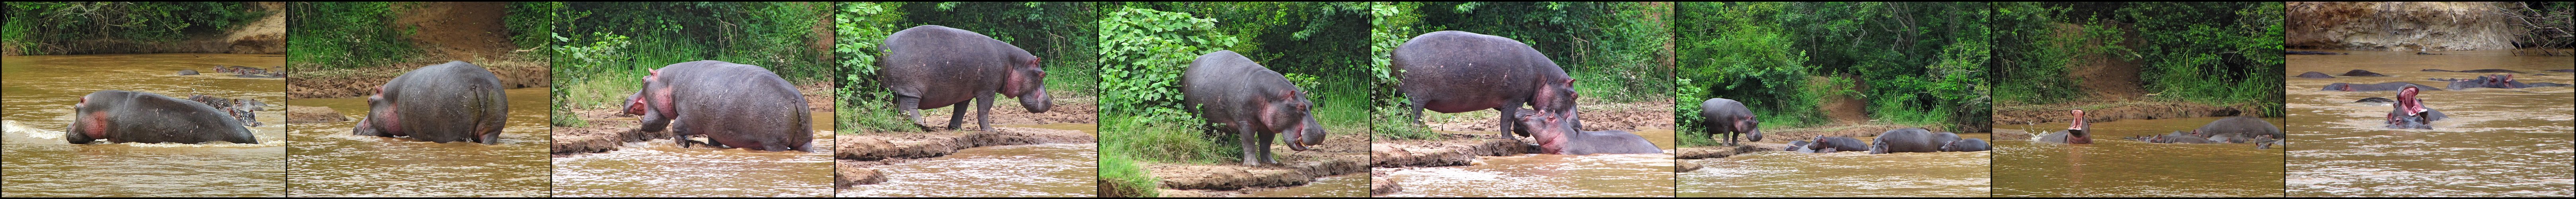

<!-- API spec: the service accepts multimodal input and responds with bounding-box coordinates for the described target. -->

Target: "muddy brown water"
[551,123,835,197]
[1679,133,1991,197]
[1239,174,1367,197]
[1993,117,2287,197]
[837,124,1097,197]
[283,88,550,197]
[2,54,287,197]
[2283,49,2574,197]
[1377,130,1673,198]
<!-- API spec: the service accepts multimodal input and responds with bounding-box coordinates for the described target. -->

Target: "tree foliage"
[4,2,267,55]
[1676,2,1991,140]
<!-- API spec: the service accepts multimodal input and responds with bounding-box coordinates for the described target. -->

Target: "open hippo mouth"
[2067,109,2089,139]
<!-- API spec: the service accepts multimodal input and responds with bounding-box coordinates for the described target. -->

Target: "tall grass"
[1098,154,1162,197]
[1100,117,1236,164]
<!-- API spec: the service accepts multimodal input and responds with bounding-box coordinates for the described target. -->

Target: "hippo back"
[1390,31,1574,113]
[381,61,510,144]
[1869,128,1943,154]
[659,60,814,151]
[1563,130,1664,155]
[66,90,256,144]
[2193,116,2282,142]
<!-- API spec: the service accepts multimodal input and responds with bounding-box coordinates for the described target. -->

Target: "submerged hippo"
[66,90,259,144]
[187,94,265,127]
[625,60,814,152]
[2193,116,2285,143]
[177,69,201,76]
[1392,30,1580,140]
[2422,69,2524,73]
[2286,51,2347,55]
[351,61,509,144]
[1804,136,1870,153]
[1181,50,1327,166]
[2295,72,2334,78]
[2438,74,2571,90]
[2034,109,2092,144]
[2322,82,2441,92]
[1869,128,1956,154]
[1700,98,1761,146]
[1787,140,1816,153]
[1943,138,1991,152]
[1514,111,1661,155]
[2125,131,2214,144]
[881,25,1054,132]
[2352,97,2395,106]
[2340,70,2387,77]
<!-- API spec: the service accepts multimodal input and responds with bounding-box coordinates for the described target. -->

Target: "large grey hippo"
[2033,109,2092,144]
[1391,30,1580,140]
[624,60,814,152]
[1513,111,1661,155]
[66,90,259,144]
[1699,98,1761,146]
[1181,50,1327,166]
[351,61,509,144]
[880,25,1055,132]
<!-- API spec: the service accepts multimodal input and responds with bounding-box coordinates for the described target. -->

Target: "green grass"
[1097,154,1162,197]
[1371,105,1441,140]
[1572,70,1671,103]
[835,101,917,134]
[1101,117,1236,164]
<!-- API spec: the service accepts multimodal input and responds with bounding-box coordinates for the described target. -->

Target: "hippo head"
[353,85,400,137]
[1737,115,1763,142]
[1533,78,1579,117]
[1004,51,1053,113]
[2067,109,2088,139]
[2395,86,2424,116]
[1266,90,1324,151]
[66,92,110,144]
[1511,110,1572,152]
[626,69,677,131]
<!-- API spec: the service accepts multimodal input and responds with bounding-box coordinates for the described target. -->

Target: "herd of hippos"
[59,28,2539,163]
[2291,51,2571,130]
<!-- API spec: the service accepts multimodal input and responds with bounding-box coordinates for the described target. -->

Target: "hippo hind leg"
[946,98,971,131]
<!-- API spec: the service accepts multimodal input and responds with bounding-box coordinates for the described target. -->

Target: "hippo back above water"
[624,60,814,152]
[1514,111,1661,155]
[1391,30,1579,140]
[352,60,509,144]
[1869,128,1953,154]
[66,90,258,144]
[879,25,1053,132]
[2194,116,2283,142]
[1181,50,1328,166]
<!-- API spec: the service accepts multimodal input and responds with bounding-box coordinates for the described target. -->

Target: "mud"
[1674,160,1702,172]
[390,2,518,60]
[1370,133,1529,168]
[283,105,348,124]
[831,129,1095,161]
[1369,172,1401,196]
[1143,133,1369,195]
[913,98,1101,128]
[2287,2,2517,51]
[288,59,549,99]
[1414,101,1673,132]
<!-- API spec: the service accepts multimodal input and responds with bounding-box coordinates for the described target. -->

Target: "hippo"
[2340,70,2387,77]
[2423,69,2525,73]
[2250,135,2282,149]
[2286,51,2346,55]
[2295,72,2334,78]
[1699,98,1761,146]
[624,60,813,152]
[880,25,1053,132]
[1392,30,1580,140]
[352,61,509,144]
[2034,109,2092,144]
[2550,69,2576,72]
[2125,131,2214,144]
[2352,97,2395,106]
[65,90,259,144]
[2322,82,2442,92]
[2385,86,2441,129]
[1868,128,1950,154]
[1942,138,1991,152]
[1805,136,1870,153]
[2415,52,2445,55]
[1513,111,1661,155]
[1180,50,1327,166]
[2193,116,2284,143]
[177,69,200,76]
[2439,74,2562,90]
[187,94,265,127]
[1788,140,1815,153]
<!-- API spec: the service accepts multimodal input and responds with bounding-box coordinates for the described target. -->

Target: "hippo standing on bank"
[2322,82,2442,92]
[1181,50,1327,166]
[1869,128,1953,154]
[622,60,813,152]
[65,90,259,144]
[2385,86,2442,129]
[1699,98,1761,146]
[2034,109,2092,144]
[351,61,509,144]
[1513,111,1661,155]
[1392,30,1580,140]
[880,25,1054,132]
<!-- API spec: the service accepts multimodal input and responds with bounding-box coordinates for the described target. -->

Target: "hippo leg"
[1236,123,1262,166]
[1405,98,1428,127]
[946,99,971,131]
[975,94,996,131]
[1257,129,1279,165]
[898,95,927,130]
[1496,100,1526,139]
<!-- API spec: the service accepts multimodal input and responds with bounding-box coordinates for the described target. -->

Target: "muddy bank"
[1675,143,1790,160]
[829,128,1094,188]
[1993,101,2253,125]
[283,105,349,123]
[547,107,672,155]
[4,2,284,55]
[1369,172,1400,196]
[288,58,549,99]
[1142,133,1369,196]
[1416,101,1673,132]
[2287,2,2516,51]
[914,98,1101,128]
[1371,133,1529,168]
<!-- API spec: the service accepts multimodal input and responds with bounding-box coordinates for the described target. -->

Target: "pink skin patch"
[85,111,109,139]
[380,103,404,137]
[2068,109,2087,131]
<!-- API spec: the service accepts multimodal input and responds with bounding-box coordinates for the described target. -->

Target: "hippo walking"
[352,61,509,144]
[880,25,1054,132]
[624,60,814,152]
[1699,98,1761,146]
[1392,31,1580,140]
[1181,50,1327,166]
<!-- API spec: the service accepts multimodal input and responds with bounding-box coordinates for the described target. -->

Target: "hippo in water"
[187,94,265,127]
[177,69,201,76]
[2422,69,2524,73]
[2033,109,2092,144]
[1804,136,1870,153]
[352,61,510,144]
[626,60,815,152]
[2193,116,2285,144]
[1392,31,1581,140]
[65,90,259,144]
[1513,111,1662,155]
[2340,70,2387,77]
[2385,86,2444,129]
[2124,131,2211,144]
[2352,97,2395,106]
[1942,138,1991,152]
[2295,72,2334,78]
[2437,74,2573,90]
[2322,82,2442,92]
[1788,140,1816,153]
[2286,51,2347,55]
[1869,128,1954,154]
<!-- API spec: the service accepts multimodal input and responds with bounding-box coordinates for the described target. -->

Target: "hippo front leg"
[975,94,997,131]
[1258,129,1280,165]
[1496,103,1524,139]
[1236,122,1262,166]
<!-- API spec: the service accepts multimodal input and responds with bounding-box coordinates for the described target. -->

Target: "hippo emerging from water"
[1181,50,1327,166]
[66,90,259,144]
[2385,86,2444,129]
[2033,109,2092,144]
[624,60,814,152]
[1513,111,1661,155]
[880,25,1054,132]
[1798,136,1870,153]
[2340,70,2387,77]
[352,61,509,144]
[1392,31,1580,140]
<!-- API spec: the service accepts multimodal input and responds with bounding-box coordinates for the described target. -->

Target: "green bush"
[3,2,266,55]
[832,2,1098,134]
[504,2,558,51]
[552,2,833,120]
[287,2,412,68]
[1097,7,1237,124]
